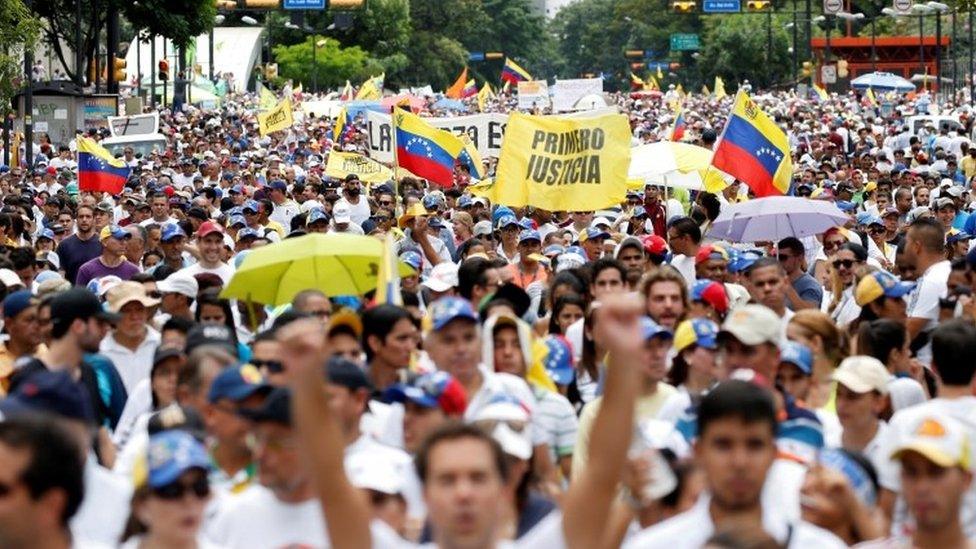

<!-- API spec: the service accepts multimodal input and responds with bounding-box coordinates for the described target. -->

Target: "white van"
[906,115,962,135]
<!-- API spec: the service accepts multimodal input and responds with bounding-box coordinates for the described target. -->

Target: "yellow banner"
[325,151,394,184]
[487,111,630,210]
[258,98,294,136]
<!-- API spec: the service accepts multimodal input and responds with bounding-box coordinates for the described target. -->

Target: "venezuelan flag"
[501,58,532,85]
[375,233,402,306]
[457,133,485,179]
[461,79,478,98]
[394,110,465,187]
[670,109,687,141]
[711,91,792,198]
[332,107,347,142]
[77,135,130,194]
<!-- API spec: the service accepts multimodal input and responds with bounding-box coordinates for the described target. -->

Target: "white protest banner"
[366,111,508,163]
[517,80,550,110]
[552,78,604,112]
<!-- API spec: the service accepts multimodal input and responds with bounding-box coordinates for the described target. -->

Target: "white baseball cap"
[156,273,199,299]
[831,356,893,394]
[890,415,971,469]
[719,304,781,346]
[333,204,351,224]
[421,262,459,293]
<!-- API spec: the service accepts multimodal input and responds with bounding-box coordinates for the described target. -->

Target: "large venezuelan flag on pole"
[711,91,792,197]
[394,110,465,187]
[77,135,130,194]
[501,58,532,85]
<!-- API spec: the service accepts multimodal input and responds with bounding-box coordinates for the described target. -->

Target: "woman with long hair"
[547,293,586,336]
[825,242,869,327]
[120,430,218,549]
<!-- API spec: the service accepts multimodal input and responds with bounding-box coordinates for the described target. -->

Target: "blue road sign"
[703,0,741,12]
[283,0,327,9]
[468,52,486,62]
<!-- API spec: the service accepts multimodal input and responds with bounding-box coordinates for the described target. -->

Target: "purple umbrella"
[707,196,849,242]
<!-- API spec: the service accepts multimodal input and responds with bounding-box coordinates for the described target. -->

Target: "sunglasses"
[832,259,856,269]
[153,476,210,500]
[823,240,845,251]
[868,226,885,235]
[250,358,283,373]
[777,253,794,262]
[378,200,393,207]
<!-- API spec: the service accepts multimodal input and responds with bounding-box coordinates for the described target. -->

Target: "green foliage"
[0,0,40,114]
[271,36,383,89]
[125,0,216,48]
[697,13,792,88]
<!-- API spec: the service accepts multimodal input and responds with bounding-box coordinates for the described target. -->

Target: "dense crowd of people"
[0,82,974,548]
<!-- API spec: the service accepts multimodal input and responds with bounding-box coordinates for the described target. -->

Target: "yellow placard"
[257,98,294,136]
[325,151,394,184]
[487,111,630,210]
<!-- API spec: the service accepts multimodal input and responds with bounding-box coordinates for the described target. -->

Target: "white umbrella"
[707,196,849,242]
[629,141,732,191]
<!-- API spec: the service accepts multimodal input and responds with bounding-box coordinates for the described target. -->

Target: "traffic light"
[746,0,771,10]
[672,1,696,12]
[631,62,645,70]
[242,0,279,7]
[837,59,849,78]
[158,59,169,81]
[215,0,236,8]
[669,62,682,70]
[329,0,367,8]
[625,50,646,58]
[113,57,127,83]
[485,52,504,60]
[801,61,812,78]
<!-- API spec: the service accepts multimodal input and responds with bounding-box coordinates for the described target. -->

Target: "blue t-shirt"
[56,234,103,285]
[791,273,824,309]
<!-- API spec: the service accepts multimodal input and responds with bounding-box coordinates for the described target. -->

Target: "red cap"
[640,235,667,256]
[45,166,56,176]
[196,220,224,239]
[692,280,729,314]
[695,244,730,265]
[163,185,175,197]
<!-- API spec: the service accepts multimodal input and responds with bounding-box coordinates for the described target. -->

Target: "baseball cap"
[719,304,781,346]
[640,316,673,341]
[324,356,372,391]
[472,220,493,238]
[208,363,271,403]
[518,229,541,244]
[673,318,718,354]
[398,251,422,271]
[228,215,247,228]
[306,209,329,226]
[156,273,199,299]
[0,371,95,423]
[105,281,161,313]
[831,356,892,394]
[835,200,856,212]
[146,430,210,489]
[196,220,224,239]
[946,228,972,245]
[613,236,644,259]
[237,227,261,241]
[2,290,35,319]
[422,262,459,293]
[495,214,520,231]
[690,279,729,314]
[882,206,899,218]
[428,296,478,331]
[728,250,763,273]
[472,393,532,460]
[333,203,351,224]
[383,371,468,415]
[153,346,185,367]
[99,225,130,241]
[50,288,120,332]
[578,227,610,243]
[854,271,915,307]
[160,223,186,242]
[36,228,55,241]
[779,341,813,376]
[346,453,407,495]
[184,324,238,356]
[539,335,574,385]
[242,200,261,213]
[890,415,971,469]
[935,197,957,211]
[269,179,288,191]
[327,308,363,338]
[640,234,668,256]
[239,386,291,425]
[695,244,730,265]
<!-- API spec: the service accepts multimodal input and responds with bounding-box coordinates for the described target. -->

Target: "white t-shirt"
[112,379,152,448]
[669,254,696,285]
[70,456,132,547]
[335,196,371,226]
[179,262,235,286]
[119,536,224,549]
[99,328,162,395]
[205,485,327,548]
[621,493,845,548]
[906,260,950,364]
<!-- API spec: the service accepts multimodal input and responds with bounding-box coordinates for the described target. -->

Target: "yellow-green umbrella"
[221,233,415,306]
[628,141,732,193]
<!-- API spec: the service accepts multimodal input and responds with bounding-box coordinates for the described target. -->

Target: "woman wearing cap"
[120,430,220,549]
[853,271,913,329]
[668,318,721,402]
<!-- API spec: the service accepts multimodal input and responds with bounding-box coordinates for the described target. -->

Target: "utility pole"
[107,6,119,93]
[75,0,83,86]
[24,0,33,168]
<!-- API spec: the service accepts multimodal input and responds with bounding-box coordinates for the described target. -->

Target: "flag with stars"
[393,110,464,187]
[711,90,792,197]
[76,135,130,194]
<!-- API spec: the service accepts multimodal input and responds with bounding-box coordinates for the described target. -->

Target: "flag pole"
[391,106,400,214]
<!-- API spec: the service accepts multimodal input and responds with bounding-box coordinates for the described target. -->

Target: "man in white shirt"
[666,216,701,284]
[903,217,950,364]
[623,381,845,548]
[267,179,300,230]
[99,282,162,393]
[335,174,371,226]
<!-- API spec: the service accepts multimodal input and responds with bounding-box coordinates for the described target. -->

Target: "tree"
[124,0,216,48]
[271,36,383,90]
[697,13,791,89]
[461,0,548,80]
[0,0,40,114]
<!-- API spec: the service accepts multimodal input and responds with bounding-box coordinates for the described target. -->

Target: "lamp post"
[926,2,949,95]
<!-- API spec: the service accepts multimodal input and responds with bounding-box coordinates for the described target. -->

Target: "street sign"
[468,52,485,62]
[703,0,741,12]
[283,0,326,9]
[823,0,842,14]
[821,64,837,84]
[647,62,671,70]
[893,0,913,13]
[670,33,701,51]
